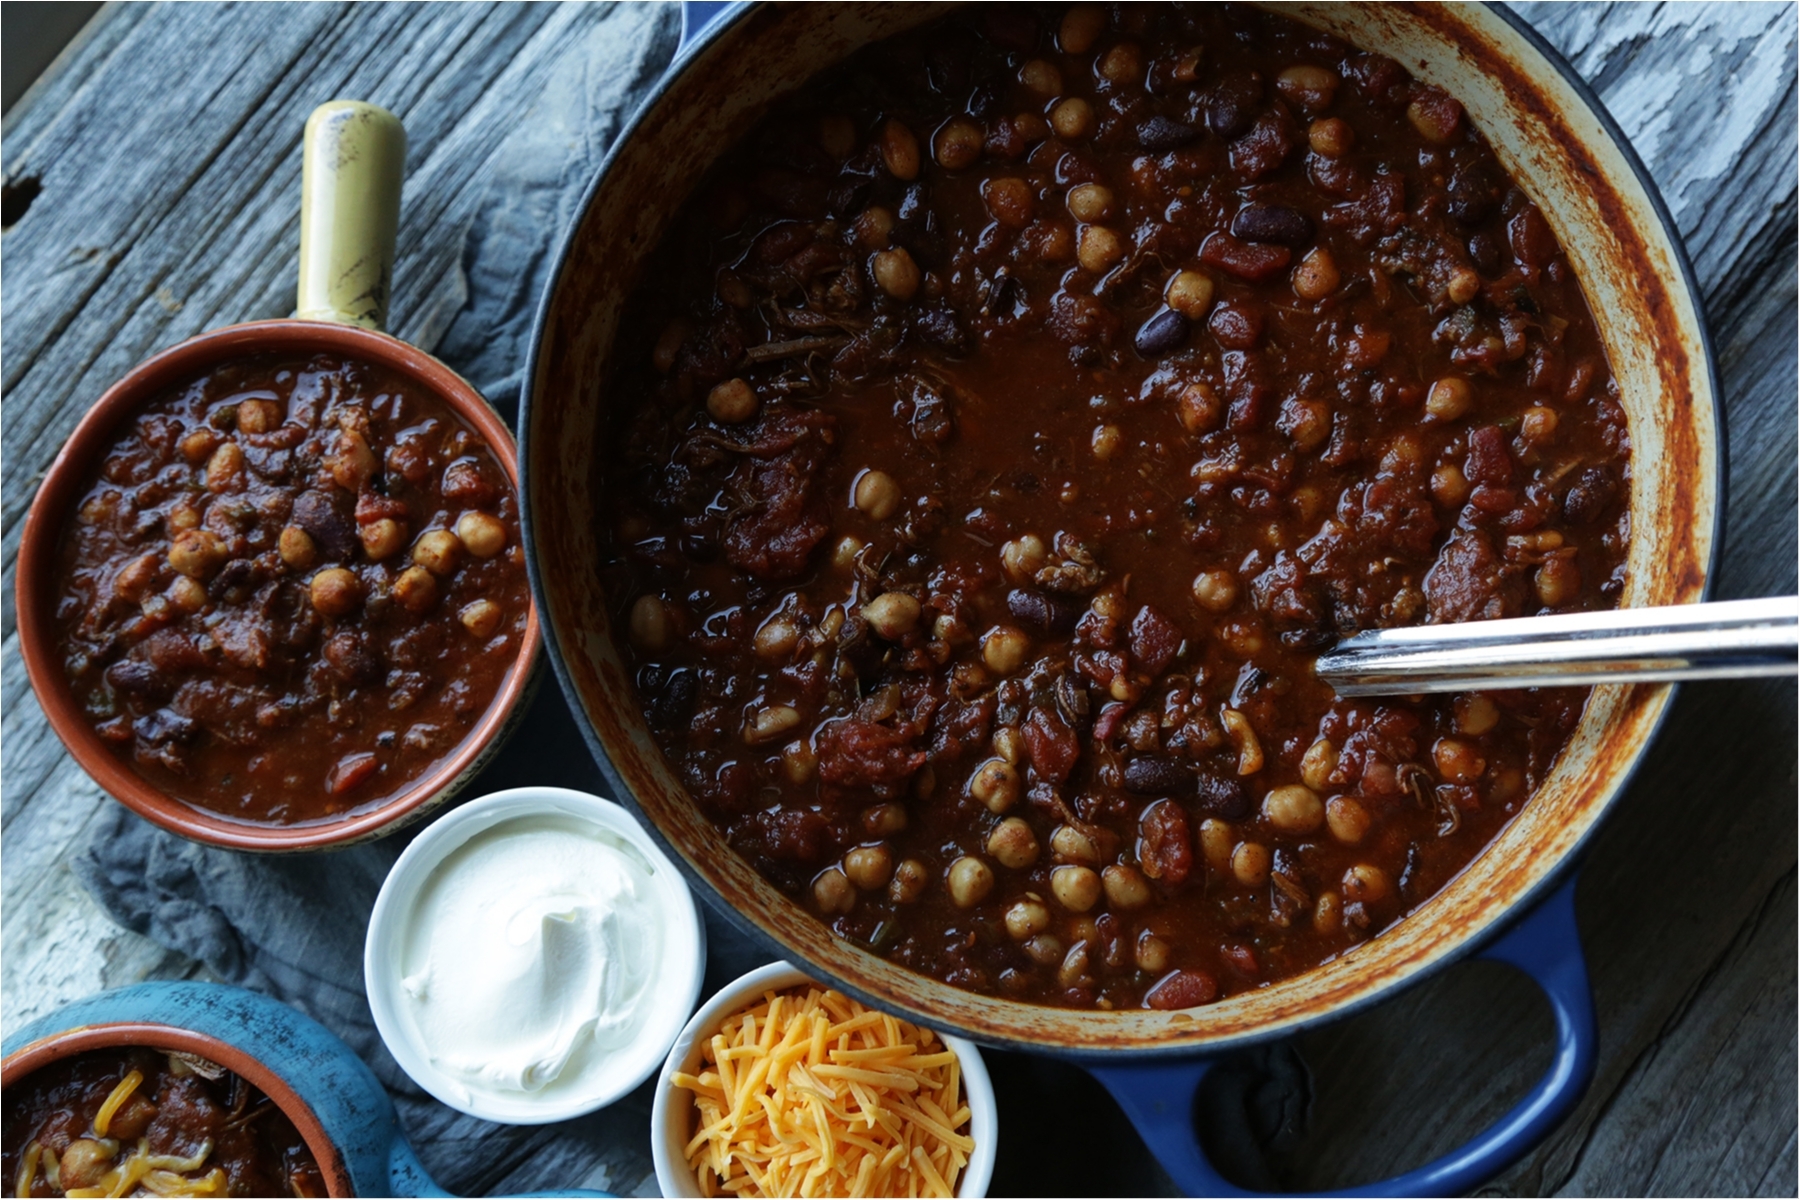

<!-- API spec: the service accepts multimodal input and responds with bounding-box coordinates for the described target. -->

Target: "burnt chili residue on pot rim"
[516,2,1719,1055]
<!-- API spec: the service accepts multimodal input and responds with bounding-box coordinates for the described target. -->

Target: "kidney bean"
[1124,755,1196,795]
[1231,202,1312,246]
[1137,115,1202,151]
[1137,799,1193,883]
[1200,231,1292,281]
[1209,299,1266,349]
[1134,308,1191,357]
[1146,969,1218,1009]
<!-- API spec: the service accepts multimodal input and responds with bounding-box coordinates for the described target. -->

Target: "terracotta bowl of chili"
[13,102,540,850]
[520,0,1716,1055]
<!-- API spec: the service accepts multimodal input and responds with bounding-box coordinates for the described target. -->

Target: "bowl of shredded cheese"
[653,963,997,1198]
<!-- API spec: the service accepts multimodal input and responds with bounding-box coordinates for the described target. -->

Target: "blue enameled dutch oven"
[1,983,610,1198]
[517,4,1720,1193]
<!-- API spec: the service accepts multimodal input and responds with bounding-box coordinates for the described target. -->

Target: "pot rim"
[0,1020,353,1197]
[14,318,544,852]
[516,1,1722,1057]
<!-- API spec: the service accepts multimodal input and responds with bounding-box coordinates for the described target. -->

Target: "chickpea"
[630,594,671,651]
[819,113,856,159]
[1177,381,1223,434]
[1521,405,1559,443]
[1292,246,1341,300]
[1199,819,1235,871]
[114,552,161,602]
[947,856,995,908]
[1277,64,1339,113]
[1188,570,1236,615]
[963,759,1019,815]
[1059,3,1107,54]
[715,269,753,309]
[310,566,362,617]
[745,705,802,745]
[1091,423,1123,461]
[1006,898,1052,940]
[890,858,930,903]
[236,397,283,433]
[982,625,1030,675]
[1262,784,1324,833]
[1325,795,1371,845]
[167,500,203,534]
[392,564,439,614]
[1098,42,1142,85]
[168,575,208,613]
[855,205,896,250]
[168,529,228,580]
[993,725,1024,765]
[1457,694,1501,736]
[456,511,508,559]
[1314,890,1343,933]
[983,177,1035,228]
[783,739,819,784]
[1283,398,1332,453]
[179,427,221,464]
[934,116,985,170]
[853,468,902,520]
[1343,863,1392,904]
[844,844,894,891]
[1066,182,1115,224]
[1232,841,1272,887]
[1077,225,1125,273]
[205,441,245,492]
[988,817,1041,869]
[1051,825,1100,864]
[1057,940,1093,990]
[653,318,690,372]
[1019,58,1062,97]
[863,592,922,640]
[1447,266,1483,305]
[879,118,921,180]
[1165,270,1214,320]
[1301,738,1339,791]
[1308,116,1354,157]
[1407,92,1463,144]
[1432,463,1471,507]
[1050,97,1095,140]
[458,598,504,639]
[360,517,406,561]
[1222,619,1266,659]
[814,867,856,915]
[327,429,376,490]
[1535,554,1581,607]
[1426,377,1473,421]
[1102,864,1152,910]
[1000,534,1048,582]
[1135,931,1172,974]
[754,613,802,662]
[275,525,315,570]
[411,529,462,577]
[1051,864,1102,912]
[1011,110,1051,144]
[60,1140,113,1191]
[864,802,908,837]
[871,246,922,300]
[707,377,759,424]
[831,534,866,572]
[1434,736,1488,783]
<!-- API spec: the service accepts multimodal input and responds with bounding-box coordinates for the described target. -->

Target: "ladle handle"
[298,100,406,331]
[1315,596,1799,697]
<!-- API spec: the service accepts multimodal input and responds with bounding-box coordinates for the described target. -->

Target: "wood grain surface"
[2,4,1793,1196]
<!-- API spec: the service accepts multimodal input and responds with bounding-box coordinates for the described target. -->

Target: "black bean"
[133,708,198,744]
[1134,308,1191,357]
[323,630,380,685]
[912,304,966,355]
[1195,771,1250,819]
[1563,465,1618,525]
[649,668,697,730]
[1007,588,1082,637]
[1467,230,1503,274]
[1123,755,1195,795]
[1137,115,1201,151]
[1231,202,1312,246]
[105,659,163,697]
[290,489,355,560]
[1446,161,1504,226]
[1203,73,1262,139]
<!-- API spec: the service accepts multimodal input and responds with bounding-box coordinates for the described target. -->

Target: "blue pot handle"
[1089,875,1597,1196]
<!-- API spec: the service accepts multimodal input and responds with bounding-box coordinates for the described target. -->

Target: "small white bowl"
[364,786,705,1124]
[652,962,997,1198]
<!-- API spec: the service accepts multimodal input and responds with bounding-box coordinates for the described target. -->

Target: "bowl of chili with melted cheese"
[521,1,1716,1049]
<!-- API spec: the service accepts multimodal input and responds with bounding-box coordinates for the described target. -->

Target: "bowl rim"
[14,319,543,851]
[362,785,708,1124]
[516,0,1723,1056]
[650,961,998,1198]
[0,1020,353,1197]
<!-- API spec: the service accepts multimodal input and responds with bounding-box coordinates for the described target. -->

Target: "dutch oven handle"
[680,1,733,52]
[1088,875,1597,1196]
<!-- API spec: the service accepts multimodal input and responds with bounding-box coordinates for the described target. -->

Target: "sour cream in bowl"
[365,787,705,1123]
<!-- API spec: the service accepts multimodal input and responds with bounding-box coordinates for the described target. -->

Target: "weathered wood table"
[4,4,1793,1195]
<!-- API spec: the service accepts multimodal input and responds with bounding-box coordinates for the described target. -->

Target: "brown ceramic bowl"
[14,319,542,852]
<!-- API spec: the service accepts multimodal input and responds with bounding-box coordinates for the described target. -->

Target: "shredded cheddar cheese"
[672,986,973,1197]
